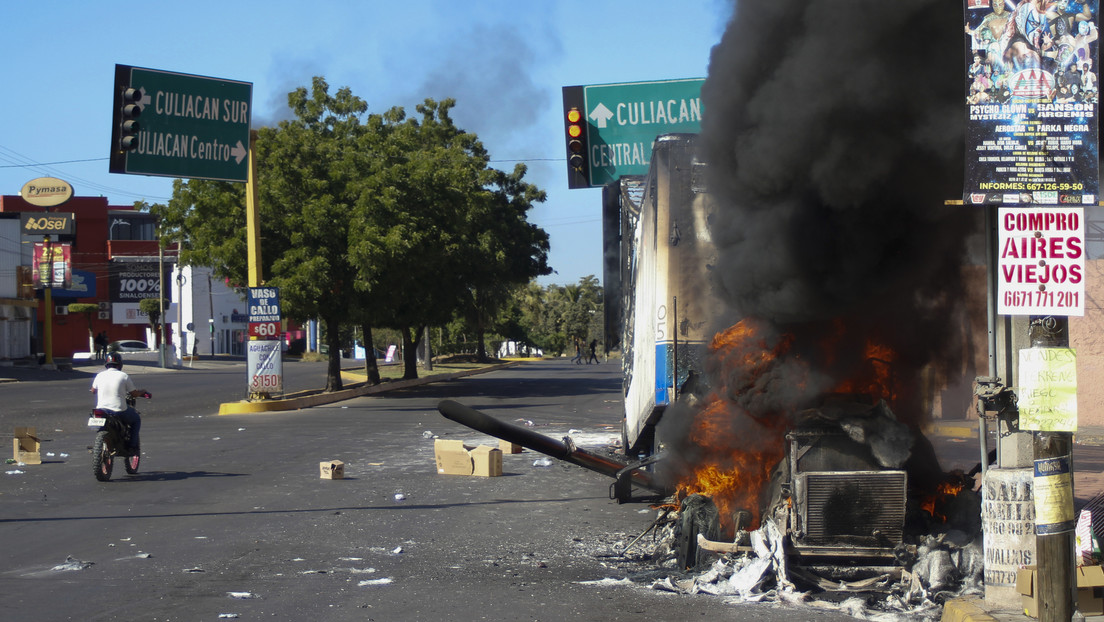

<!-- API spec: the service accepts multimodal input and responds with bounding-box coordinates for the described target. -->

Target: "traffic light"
[566,107,585,172]
[119,87,142,151]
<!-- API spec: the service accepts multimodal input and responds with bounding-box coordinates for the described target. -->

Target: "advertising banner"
[247,340,283,395]
[32,242,71,289]
[247,287,281,338]
[997,207,1084,315]
[110,261,168,303]
[963,0,1099,205]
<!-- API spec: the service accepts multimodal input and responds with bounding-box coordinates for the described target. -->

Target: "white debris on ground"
[358,577,393,586]
[51,556,94,571]
[226,592,258,599]
[580,511,983,622]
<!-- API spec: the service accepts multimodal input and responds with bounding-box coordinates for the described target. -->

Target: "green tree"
[348,99,549,378]
[455,164,550,361]
[138,298,166,349]
[155,79,550,388]
[68,303,99,353]
[155,77,370,391]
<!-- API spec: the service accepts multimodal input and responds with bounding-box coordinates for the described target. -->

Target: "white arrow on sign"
[136,87,151,112]
[589,103,614,129]
[230,141,247,164]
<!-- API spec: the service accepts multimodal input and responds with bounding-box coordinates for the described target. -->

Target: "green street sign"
[109,64,253,182]
[562,79,704,188]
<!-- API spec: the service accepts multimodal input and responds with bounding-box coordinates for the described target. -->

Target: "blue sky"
[0,1,730,286]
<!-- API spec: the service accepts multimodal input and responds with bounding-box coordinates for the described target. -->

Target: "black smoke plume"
[655,1,983,505]
[696,0,981,424]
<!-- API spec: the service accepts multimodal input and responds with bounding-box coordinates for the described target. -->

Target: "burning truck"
[441,134,984,609]
[606,134,980,570]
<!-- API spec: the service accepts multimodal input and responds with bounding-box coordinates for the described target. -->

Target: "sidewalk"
[930,418,1104,622]
[0,352,244,383]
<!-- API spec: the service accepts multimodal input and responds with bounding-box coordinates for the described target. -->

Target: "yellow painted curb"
[939,597,1002,622]
[217,362,517,415]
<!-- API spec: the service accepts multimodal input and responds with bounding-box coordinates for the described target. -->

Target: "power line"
[0,157,107,168]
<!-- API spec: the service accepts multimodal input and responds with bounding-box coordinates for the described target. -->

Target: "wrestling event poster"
[964,0,1099,205]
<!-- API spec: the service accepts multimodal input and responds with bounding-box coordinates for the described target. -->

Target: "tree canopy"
[153,77,549,389]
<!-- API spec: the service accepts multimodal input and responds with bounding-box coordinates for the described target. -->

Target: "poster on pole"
[1019,346,1078,431]
[963,0,1099,206]
[247,340,283,395]
[997,207,1084,315]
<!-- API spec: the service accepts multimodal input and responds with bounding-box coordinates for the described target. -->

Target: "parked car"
[107,340,150,353]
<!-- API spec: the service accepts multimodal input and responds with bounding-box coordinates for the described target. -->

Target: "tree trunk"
[401,326,420,380]
[361,323,381,385]
[324,316,343,392]
[474,290,489,362]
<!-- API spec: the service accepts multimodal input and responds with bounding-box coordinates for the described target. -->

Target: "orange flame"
[920,480,966,523]
[672,318,907,537]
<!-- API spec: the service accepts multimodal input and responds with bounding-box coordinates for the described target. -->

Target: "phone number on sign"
[1004,290,1080,308]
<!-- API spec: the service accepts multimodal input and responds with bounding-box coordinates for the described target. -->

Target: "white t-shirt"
[92,368,136,412]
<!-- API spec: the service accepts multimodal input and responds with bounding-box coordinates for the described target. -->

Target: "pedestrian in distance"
[571,339,583,364]
[587,339,599,364]
[94,332,107,361]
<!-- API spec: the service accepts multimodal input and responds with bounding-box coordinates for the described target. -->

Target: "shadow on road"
[111,470,248,482]
[0,494,608,524]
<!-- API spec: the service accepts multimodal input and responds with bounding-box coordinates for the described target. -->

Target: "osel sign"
[21,212,75,236]
[20,177,73,208]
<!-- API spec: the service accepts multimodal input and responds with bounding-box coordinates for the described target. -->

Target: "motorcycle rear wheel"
[93,430,113,482]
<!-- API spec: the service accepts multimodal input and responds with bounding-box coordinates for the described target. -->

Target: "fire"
[674,395,785,534]
[671,318,905,538]
[921,480,966,523]
[833,340,897,402]
[672,319,790,536]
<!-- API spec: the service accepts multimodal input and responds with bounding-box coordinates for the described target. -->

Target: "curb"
[941,597,1003,622]
[217,362,518,415]
[939,595,1045,621]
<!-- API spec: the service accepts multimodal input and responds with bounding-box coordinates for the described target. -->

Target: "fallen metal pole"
[437,399,669,494]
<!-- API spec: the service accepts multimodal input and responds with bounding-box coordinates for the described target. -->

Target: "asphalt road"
[1,358,865,622]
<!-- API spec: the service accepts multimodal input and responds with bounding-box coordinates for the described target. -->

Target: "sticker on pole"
[997,207,1084,316]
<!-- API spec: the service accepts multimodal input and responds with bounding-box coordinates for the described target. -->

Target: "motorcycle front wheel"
[124,450,140,475]
[93,430,113,482]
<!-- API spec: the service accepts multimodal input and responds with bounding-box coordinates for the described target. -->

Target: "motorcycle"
[87,392,151,482]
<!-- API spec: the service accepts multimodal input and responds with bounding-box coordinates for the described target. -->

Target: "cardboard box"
[498,440,523,454]
[471,446,503,477]
[1017,566,1040,618]
[434,439,474,475]
[319,460,344,479]
[1077,565,1104,616]
[13,427,41,465]
[1017,565,1104,617]
[434,440,502,477]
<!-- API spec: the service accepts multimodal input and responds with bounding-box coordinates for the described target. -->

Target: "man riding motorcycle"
[90,352,146,454]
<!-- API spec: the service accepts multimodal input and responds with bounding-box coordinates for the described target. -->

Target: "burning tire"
[675,493,720,570]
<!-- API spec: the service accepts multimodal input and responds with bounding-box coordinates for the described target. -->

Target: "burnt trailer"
[604,133,720,460]
[604,134,914,560]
